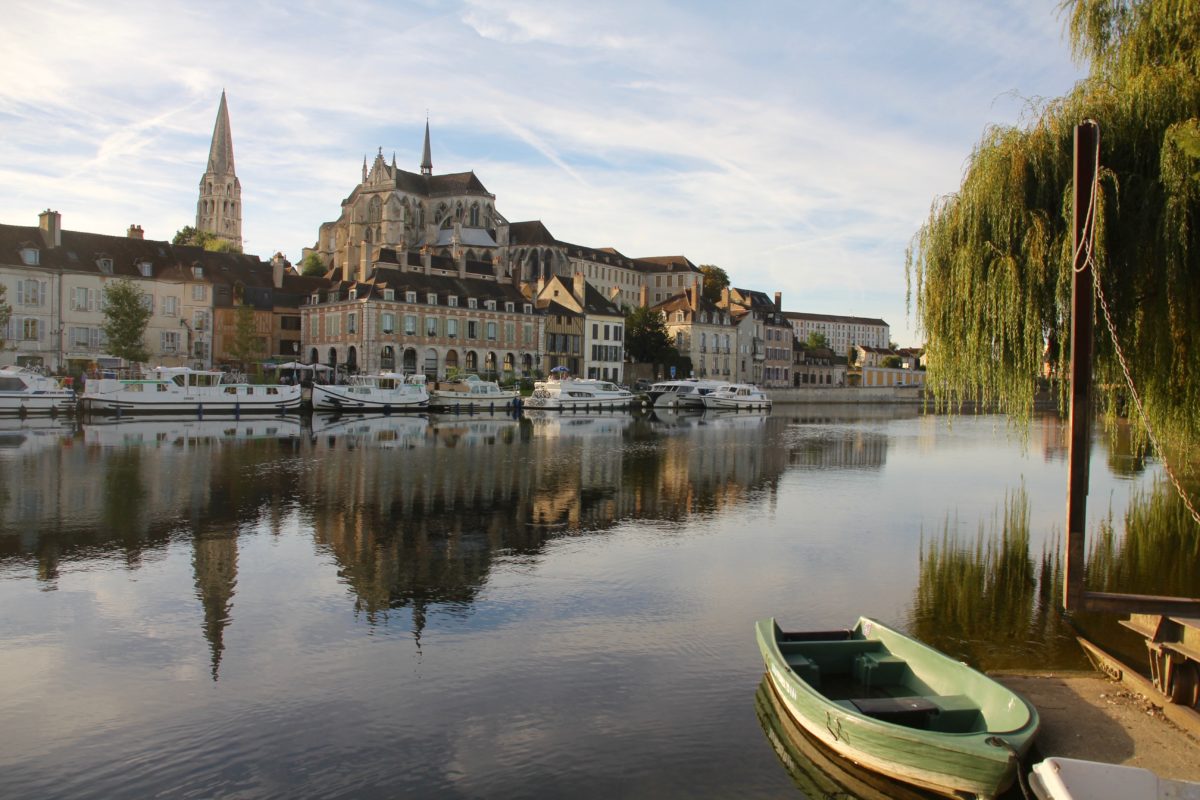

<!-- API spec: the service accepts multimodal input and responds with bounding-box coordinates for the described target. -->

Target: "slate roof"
[633,255,700,274]
[356,266,534,308]
[784,311,889,327]
[581,282,622,317]
[507,220,559,247]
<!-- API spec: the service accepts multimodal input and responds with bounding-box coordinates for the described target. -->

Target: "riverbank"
[991,670,1200,783]
[766,385,923,404]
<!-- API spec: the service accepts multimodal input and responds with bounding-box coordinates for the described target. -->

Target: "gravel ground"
[993,671,1200,783]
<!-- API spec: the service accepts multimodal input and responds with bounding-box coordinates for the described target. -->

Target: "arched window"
[522,353,533,374]
[347,346,358,371]
[503,353,514,372]
[403,348,418,374]
[465,350,478,371]
[381,346,395,370]
[424,348,438,378]
[445,349,459,371]
[369,195,382,223]
[485,352,497,377]
[469,204,480,226]
[310,348,319,364]
[328,347,338,367]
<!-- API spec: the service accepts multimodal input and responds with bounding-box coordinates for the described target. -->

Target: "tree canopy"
[907,0,1200,448]
[102,279,152,364]
[173,226,242,254]
[804,332,830,350]
[624,306,674,363]
[699,264,730,304]
[0,285,10,351]
[299,253,326,276]
[227,303,262,368]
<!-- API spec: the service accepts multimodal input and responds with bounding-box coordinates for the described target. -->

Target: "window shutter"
[40,281,47,306]
[16,282,24,304]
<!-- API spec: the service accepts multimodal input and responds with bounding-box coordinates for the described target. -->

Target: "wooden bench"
[784,653,821,687]
[853,651,909,687]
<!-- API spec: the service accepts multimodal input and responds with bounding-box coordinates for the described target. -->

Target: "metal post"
[1064,121,1099,612]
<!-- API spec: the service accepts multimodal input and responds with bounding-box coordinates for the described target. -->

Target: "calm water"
[0,406,1168,798]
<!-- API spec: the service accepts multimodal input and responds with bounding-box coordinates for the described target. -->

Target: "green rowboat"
[755,617,1039,799]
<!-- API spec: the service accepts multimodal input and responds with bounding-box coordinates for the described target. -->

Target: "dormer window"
[405,291,417,303]
[448,296,458,307]
[138,261,153,277]
[311,293,321,305]
[192,266,204,279]
[349,289,357,300]
[98,257,114,275]
[523,303,532,315]
[383,289,394,301]
[427,293,437,305]
[484,300,496,311]
[19,247,39,266]
[504,301,514,313]
[468,298,477,309]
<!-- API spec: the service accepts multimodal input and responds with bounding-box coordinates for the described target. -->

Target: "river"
[0,406,1176,798]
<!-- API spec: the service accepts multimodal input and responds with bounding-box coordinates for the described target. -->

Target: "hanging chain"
[1075,141,1200,527]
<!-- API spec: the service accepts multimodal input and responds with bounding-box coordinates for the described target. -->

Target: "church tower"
[196,91,242,249]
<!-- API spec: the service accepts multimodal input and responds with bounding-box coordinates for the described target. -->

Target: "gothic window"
[469,204,480,227]
[369,196,382,223]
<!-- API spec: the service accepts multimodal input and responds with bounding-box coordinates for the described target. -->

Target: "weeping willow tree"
[907,0,1200,450]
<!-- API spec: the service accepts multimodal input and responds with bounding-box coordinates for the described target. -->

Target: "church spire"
[420,117,433,176]
[206,90,236,176]
[196,91,242,250]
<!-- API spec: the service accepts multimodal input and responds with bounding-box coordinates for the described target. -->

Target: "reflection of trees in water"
[909,488,1083,671]
[911,479,1200,673]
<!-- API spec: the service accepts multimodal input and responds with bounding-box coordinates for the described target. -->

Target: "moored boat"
[0,366,76,415]
[1028,757,1200,800]
[79,367,301,415]
[756,616,1039,799]
[701,383,771,410]
[525,372,633,410]
[311,372,428,412]
[429,374,519,411]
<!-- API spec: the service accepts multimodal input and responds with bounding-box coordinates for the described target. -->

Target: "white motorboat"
[700,383,772,410]
[429,374,519,411]
[311,372,429,412]
[79,367,302,415]
[1029,757,1200,800]
[525,374,634,410]
[646,379,701,408]
[670,379,731,409]
[0,366,76,415]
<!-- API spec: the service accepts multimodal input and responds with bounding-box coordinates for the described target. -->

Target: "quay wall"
[765,386,923,405]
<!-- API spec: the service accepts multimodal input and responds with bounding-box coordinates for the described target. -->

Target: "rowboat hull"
[756,617,1039,799]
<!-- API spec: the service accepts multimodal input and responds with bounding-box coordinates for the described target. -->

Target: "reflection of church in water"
[2,413,803,666]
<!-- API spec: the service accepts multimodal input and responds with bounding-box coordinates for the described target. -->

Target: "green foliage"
[698,264,730,304]
[881,355,903,368]
[804,332,829,350]
[299,253,326,276]
[102,279,152,363]
[0,284,10,350]
[227,303,261,368]
[907,0,1200,448]
[624,306,674,363]
[173,226,242,254]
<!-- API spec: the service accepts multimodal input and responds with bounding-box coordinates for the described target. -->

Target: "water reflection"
[754,677,937,800]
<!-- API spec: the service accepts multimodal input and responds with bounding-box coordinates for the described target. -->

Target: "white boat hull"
[81,393,302,414]
[311,384,428,412]
[428,390,519,411]
[701,396,771,410]
[0,391,76,415]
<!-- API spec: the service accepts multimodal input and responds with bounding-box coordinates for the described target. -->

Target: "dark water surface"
[0,407,1166,798]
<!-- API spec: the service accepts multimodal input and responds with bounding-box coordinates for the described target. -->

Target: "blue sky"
[0,0,1086,345]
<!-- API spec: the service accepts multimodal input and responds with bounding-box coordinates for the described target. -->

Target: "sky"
[0,0,1087,346]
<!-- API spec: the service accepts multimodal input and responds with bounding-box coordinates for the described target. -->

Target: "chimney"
[689,285,699,311]
[127,224,144,239]
[721,286,730,308]
[422,250,432,275]
[511,259,521,289]
[573,272,586,304]
[359,240,370,283]
[774,291,782,312]
[271,252,286,289]
[457,249,467,279]
[38,209,61,248]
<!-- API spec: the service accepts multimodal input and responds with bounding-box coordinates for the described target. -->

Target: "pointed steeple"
[196,91,242,250]
[420,118,433,176]
[206,90,236,176]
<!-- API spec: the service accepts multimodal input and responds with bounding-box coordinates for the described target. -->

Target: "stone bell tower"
[195,91,242,249]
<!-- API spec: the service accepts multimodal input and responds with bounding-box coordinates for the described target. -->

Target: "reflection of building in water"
[193,531,237,680]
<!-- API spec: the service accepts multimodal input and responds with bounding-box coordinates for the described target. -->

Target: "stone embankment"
[765,386,923,405]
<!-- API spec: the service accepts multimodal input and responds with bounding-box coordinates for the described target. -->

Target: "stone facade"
[196,92,242,249]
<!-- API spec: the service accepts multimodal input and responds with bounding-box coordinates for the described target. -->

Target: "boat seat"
[779,640,884,675]
[853,651,909,687]
[848,696,939,728]
[924,694,983,733]
[784,653,821,687]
